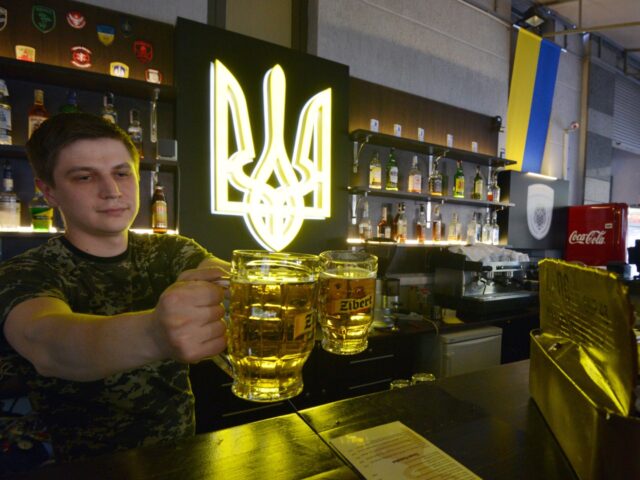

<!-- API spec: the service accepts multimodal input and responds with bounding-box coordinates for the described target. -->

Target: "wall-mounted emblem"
[210,60,332,252]
[70,46,92,68]
[145,69,162,84]
[32,5,56,33]
[0,7,8,32]
[133,40,152,63]
[15,45,35,62]
[110,62,129,78]
[97,24,115,46]
[527,183,554,240]
[66,11,85,29]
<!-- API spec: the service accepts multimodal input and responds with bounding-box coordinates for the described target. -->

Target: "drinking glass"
[317,250,378,355]
[227,250,320,402]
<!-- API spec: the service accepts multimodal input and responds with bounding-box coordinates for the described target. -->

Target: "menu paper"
[330,421,481,480]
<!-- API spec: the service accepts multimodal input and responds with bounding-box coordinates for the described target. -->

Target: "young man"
[0,113,229,462]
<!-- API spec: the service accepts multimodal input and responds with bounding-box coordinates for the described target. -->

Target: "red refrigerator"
[564,203,628,266]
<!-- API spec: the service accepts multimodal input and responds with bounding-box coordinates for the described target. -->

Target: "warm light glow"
[0,226,59,233]
[210,60,332,252]
[526,172,557,181]
[347,238,468,246]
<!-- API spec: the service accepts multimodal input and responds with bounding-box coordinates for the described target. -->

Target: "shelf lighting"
[526,172,557,181]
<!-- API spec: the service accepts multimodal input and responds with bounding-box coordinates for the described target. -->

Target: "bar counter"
[16,360,576,479]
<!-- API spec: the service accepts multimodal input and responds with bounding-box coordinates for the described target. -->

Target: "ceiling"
[536,0,640,54]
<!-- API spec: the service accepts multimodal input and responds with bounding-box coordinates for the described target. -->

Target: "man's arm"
[3,268,227,382]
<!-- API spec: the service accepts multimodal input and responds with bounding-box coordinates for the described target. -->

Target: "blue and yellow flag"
[506,28,561,172]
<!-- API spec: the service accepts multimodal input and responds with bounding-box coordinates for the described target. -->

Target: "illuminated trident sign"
[210,60,332,251]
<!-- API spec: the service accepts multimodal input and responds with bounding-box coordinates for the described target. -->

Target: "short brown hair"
[26,112,139,186]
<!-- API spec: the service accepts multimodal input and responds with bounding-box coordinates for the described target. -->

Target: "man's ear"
[35,178,59,208]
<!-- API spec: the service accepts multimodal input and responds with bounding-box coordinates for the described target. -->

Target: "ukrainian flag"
[506,28,561,172]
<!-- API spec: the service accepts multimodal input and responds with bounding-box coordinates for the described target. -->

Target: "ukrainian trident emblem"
[210,60,332,251]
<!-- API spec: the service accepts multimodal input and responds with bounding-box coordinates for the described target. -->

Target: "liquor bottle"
[28,89,49,138]
[0,79,12,145]
[432,204,442,242]
[407,155,422,193]
[128,109,144,160]
[358,196,372,240]
[453,160,465,198]
[481,211,492,244]
[447,211,461,241]
[471,166,483,200]
[416,204,428,243]
[490,177,501,203]
[29,186,53,231]
[486,175,494,202]
[151,184,168,233]
[466,212,478,245]
[391,202,400,240]
[369,151,382,189]
[396,202,407,243]
[377,205,390,238]
[101,92,118,124]
[59,90,80,113]
[0,161,20,228]
[428,156,442,196]
[385,148,398,191]
[491,211,500,245]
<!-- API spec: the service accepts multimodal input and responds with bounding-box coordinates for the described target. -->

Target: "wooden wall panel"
[349,78,499,156]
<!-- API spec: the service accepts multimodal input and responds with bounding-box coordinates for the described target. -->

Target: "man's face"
[40,138,140,239]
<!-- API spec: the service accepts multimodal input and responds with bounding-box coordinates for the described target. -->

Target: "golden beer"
[318,251,378,355]
[228,251,319,402]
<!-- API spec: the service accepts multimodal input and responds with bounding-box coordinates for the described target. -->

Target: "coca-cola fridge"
[564,203,628,266]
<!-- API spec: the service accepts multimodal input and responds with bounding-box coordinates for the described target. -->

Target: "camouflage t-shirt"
[0,232,214,462]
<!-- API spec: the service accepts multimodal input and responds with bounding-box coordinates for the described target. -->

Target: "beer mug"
[227,250,320,402]
[318,250,378,355]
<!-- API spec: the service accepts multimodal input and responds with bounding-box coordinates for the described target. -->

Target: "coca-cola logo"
[568,230,606,245]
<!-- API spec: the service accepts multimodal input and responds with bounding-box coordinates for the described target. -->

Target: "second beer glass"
[227,250,320,402]
[318,250,378,355]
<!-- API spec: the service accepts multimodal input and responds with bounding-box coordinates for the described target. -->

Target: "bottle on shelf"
[28,89,49,139]
[385,148,398,191]
[369,151,382,189]
[358,195,372,240]
[407,155,422,193]
[466,212,478,245]
[471,166,483,200]
[128,108,144,160]
[101,92,118,124]
[0,161,20,229]
[377,205,391,239]
[59,90,80,113]
[0,79,12,146]
[491,210,500,245]
[428,156,442,196]
[29,185,53,232]
[490,175,501,203]
[481,210,492,244]
[151,180,168,234]
[416,204,428,243]
[453,160,465,198]
[432,204,442,242]
[447,211,461,241]
[396,202,407,243]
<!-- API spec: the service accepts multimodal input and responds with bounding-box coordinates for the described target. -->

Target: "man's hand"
[152,267,227,363]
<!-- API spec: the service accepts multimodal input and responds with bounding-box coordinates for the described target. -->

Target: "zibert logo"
[210,60,332,251]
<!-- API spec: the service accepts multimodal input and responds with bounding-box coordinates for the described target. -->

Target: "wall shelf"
[350,129,516,168]
[0,57,176,101]
[348,187,514,209]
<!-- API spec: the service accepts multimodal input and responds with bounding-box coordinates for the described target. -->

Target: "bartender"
[0,113,229,464]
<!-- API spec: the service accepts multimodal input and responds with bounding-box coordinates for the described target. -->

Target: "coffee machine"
[431,247,538,321]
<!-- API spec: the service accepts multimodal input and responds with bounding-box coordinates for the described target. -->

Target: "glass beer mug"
[227,250,320,402]
[318,250,378,355]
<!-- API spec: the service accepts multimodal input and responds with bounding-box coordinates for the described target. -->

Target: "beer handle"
[211,353,233,379]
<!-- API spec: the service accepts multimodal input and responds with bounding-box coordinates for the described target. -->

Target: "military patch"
[70,46,92,68]
[66,10,85,29]
[133,40,153,64]
[32,5,56,33]
[110,62,129,78]
[15,45,35,62]
[145,68,162,84]
[97,24,115,46]
[0,7,7,32]
[120,16,133,37]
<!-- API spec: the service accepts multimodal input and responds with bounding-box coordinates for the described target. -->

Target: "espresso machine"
[431,247,538,321]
